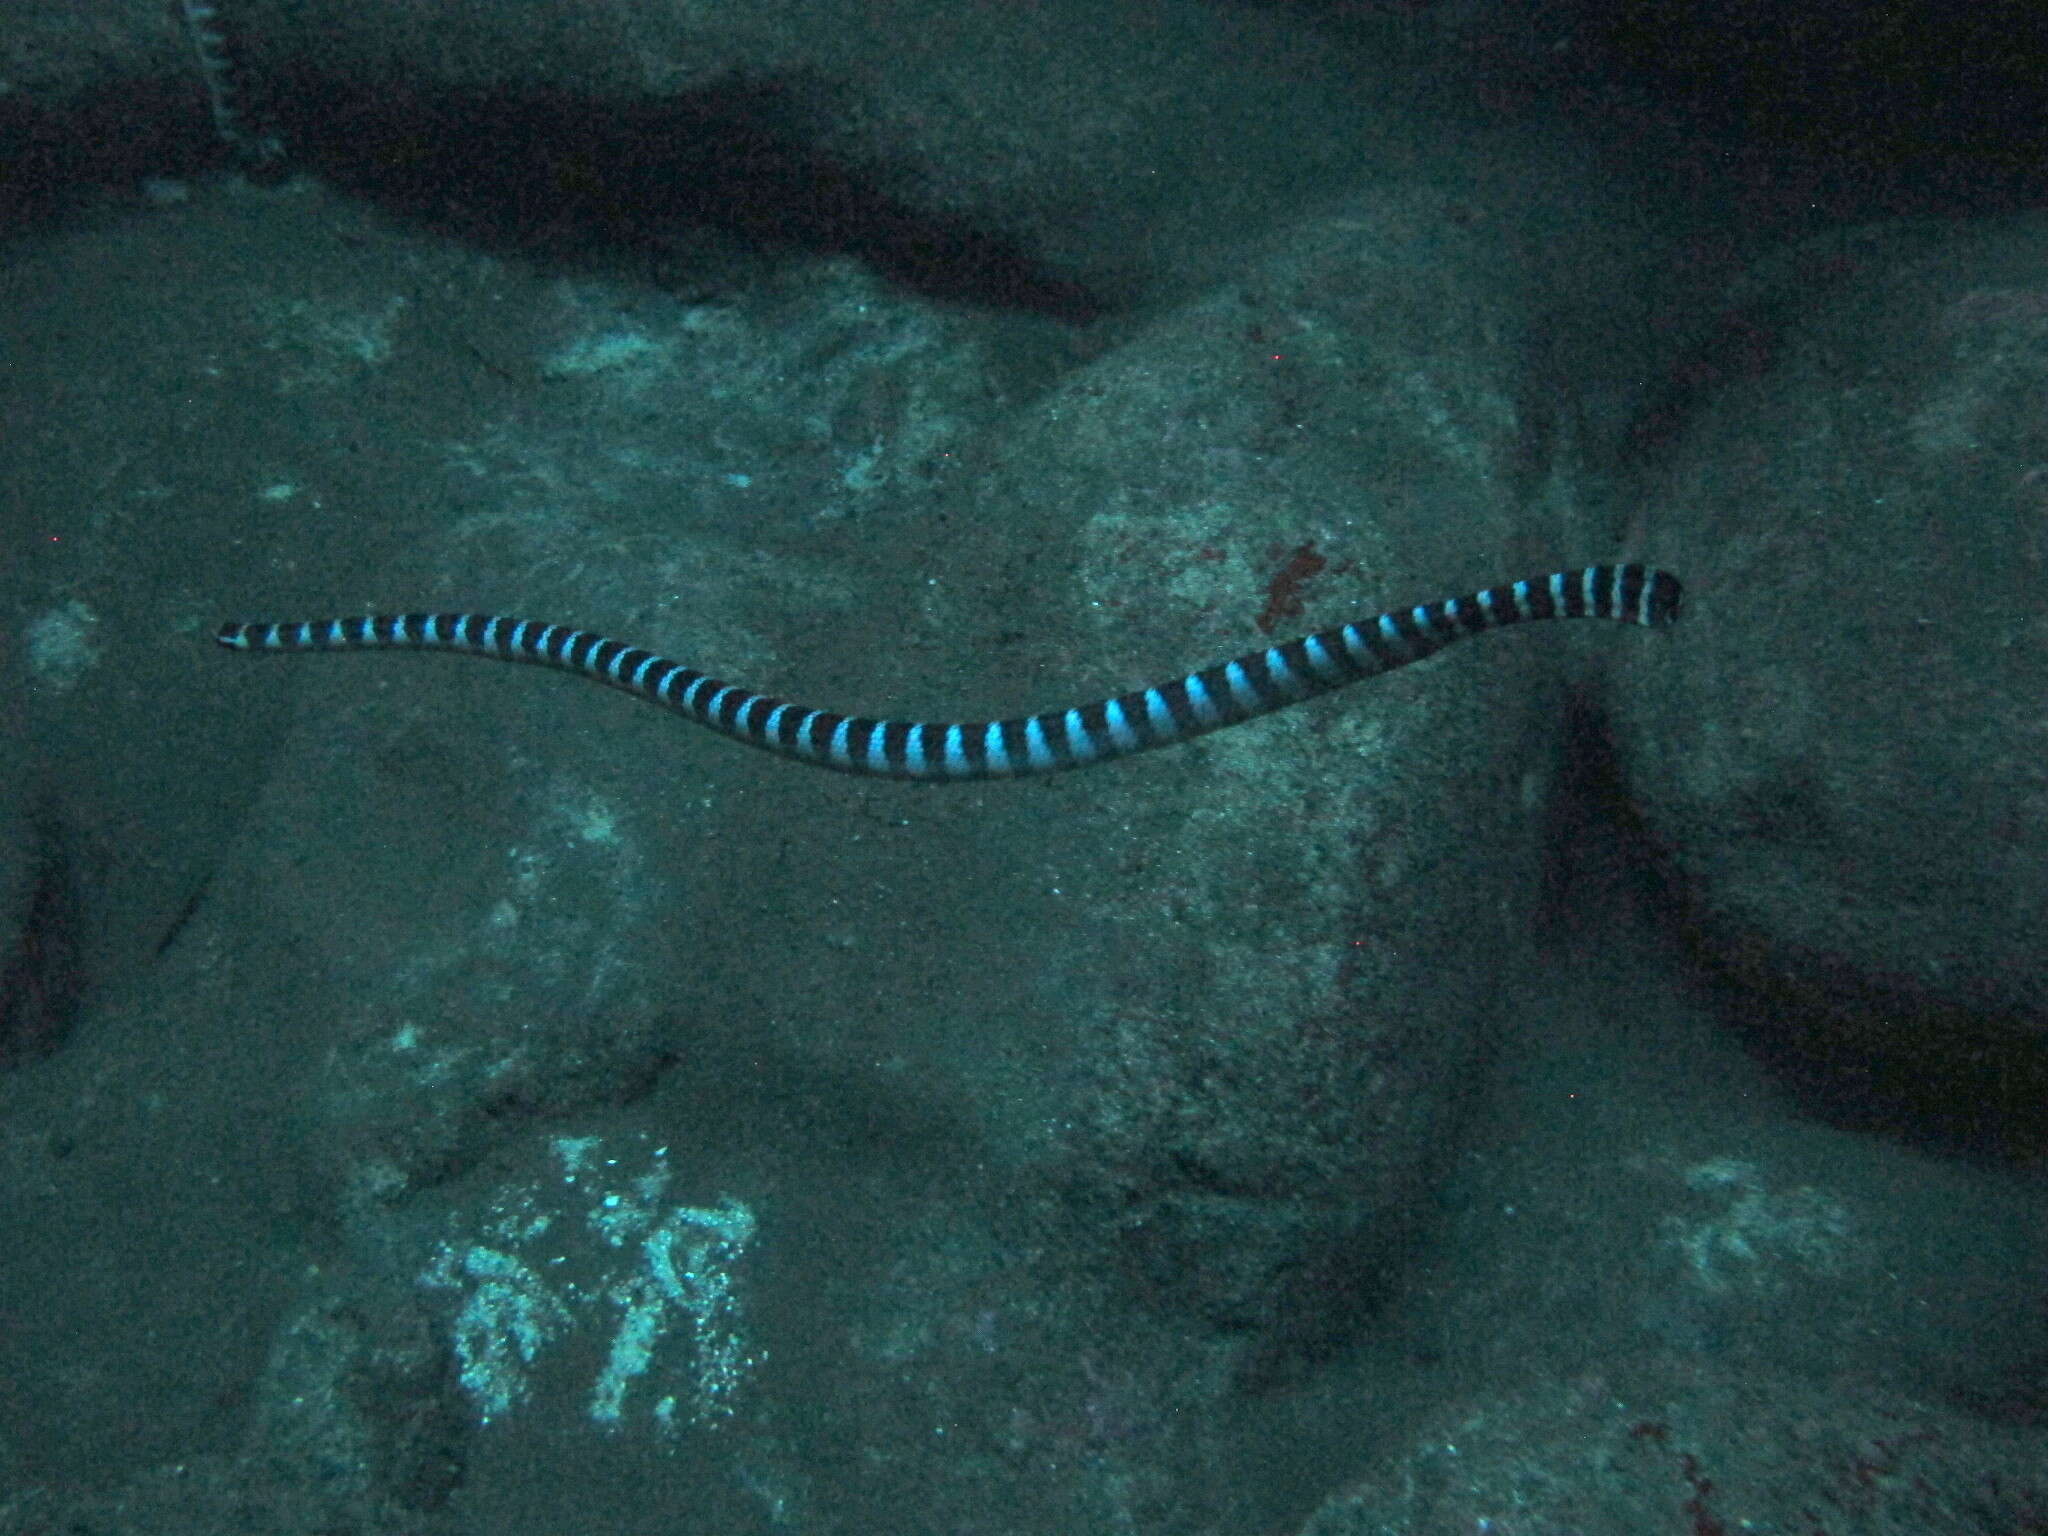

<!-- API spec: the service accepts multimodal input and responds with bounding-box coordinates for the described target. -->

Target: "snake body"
[216,563,1679,780]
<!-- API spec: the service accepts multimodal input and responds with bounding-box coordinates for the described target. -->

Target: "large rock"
[1609,217,2048,1103]
[959,184,1654,1352]
[1300,1357,2048,1536]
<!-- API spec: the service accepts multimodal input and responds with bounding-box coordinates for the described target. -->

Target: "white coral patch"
[418,1135,760,1434]
[1661,1155,1850,1293]
[25,600,100,690]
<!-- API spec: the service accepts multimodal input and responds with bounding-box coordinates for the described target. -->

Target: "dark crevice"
[1544,690,2048,1165]
[0,809,90,1071]
[1688,943,2048,1165]
[0,75,230,227]
[276,68,1110,321]
[0,55,1110,322]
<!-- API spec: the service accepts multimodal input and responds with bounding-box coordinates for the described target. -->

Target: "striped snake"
[217,563,1679,780]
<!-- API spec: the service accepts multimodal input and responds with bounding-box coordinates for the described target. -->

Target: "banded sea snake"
[216,563,1679,781]
[176,0,285,169]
